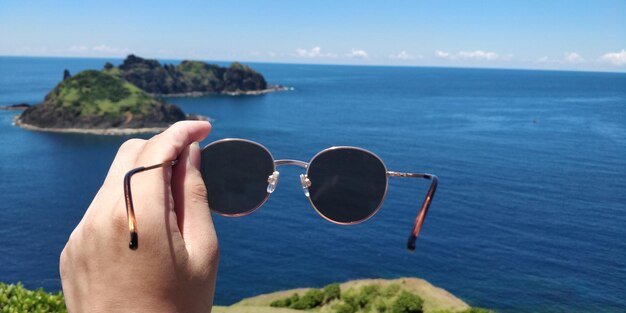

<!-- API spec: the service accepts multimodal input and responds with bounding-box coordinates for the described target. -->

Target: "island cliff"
[107,55,272,96]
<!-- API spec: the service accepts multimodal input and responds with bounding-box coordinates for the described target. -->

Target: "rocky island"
[14,55,282,134]
[16,70,189,134]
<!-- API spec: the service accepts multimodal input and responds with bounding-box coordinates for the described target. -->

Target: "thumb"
[173,142,219,261]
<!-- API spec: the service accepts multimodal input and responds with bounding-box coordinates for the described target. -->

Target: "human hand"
[60,121,218,313]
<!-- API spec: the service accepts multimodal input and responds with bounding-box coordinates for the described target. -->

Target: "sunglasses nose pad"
[266,171,280,193]
[299,174,311,197]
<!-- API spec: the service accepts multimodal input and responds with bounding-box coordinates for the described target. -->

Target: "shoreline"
[154,85,293,98]
[14,116,173,135]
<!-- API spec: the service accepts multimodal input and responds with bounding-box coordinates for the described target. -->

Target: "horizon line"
[1,54,625,75]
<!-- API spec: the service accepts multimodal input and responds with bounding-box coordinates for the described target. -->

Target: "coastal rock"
[17,70,186,132]
[115,55,189,94]
[223,62,267,92]
[0,103,31,110]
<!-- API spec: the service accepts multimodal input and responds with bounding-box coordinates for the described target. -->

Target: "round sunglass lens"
[307,148,388,224]
[200,140,274,215]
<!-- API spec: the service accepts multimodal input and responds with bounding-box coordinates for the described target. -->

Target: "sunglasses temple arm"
[123,160,178,250]
[388,171,438,251]
[408,174,438,251]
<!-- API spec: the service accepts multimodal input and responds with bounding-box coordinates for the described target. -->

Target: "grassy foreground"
[0,278,492,313]
[213,278,492,313]
[0,283,66,312]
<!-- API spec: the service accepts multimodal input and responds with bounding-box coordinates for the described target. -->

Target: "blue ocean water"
[1,56,625,312]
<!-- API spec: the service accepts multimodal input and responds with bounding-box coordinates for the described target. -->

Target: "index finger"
[137,121,212,166]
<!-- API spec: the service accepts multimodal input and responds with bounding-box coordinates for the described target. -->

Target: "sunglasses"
[123,138,438,252]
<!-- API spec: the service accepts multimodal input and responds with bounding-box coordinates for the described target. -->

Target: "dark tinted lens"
[307,148,387,223]
[200,140,274,215]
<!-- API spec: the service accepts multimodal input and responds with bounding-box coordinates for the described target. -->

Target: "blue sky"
[1,0,625,72]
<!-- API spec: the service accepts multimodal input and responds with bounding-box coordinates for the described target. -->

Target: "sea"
[0,56,625,312]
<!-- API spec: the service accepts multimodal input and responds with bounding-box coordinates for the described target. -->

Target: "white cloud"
[92,44,128,54]
[537,52,586,65]
[293,47,369,59]
[435,50,453,59]
[600,49,626,66]
[69,45,89,52]
[536,56,551,63]
[296,46,320,57]
[347,49,369,59]
[294,46,336,58]
[564,52,584,63]
[435,50,501,61]
[458,50,499,60]
[67,44,129,55]
[250,51,283,58]
[389,51,416,60]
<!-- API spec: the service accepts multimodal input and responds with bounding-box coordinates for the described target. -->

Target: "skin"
[59,121,218,313]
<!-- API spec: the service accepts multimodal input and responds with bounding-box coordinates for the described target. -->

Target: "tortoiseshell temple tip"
[407,235,417,252]
[124,160,178,251]
[129,232,138,250]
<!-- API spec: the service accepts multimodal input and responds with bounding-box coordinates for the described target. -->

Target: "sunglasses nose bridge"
[272,160,310,196]
[274,159,309,168]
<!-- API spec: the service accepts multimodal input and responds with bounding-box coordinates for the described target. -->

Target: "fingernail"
[188,142,201,170]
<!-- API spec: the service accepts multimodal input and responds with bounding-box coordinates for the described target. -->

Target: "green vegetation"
[241,279,495,313]
[323,283,341,303]
[390,291,424,313]
[337,284,423,313]
[46,70,159,118]
[270,293,301,308]
[0,283,67,313]
[383,284,401,297]
[177,60,223,92]
[291,289,324,310]
[228,61,253,72]
[270,288,325,310]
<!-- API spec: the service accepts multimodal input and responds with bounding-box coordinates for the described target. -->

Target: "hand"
[60,121,218,313]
